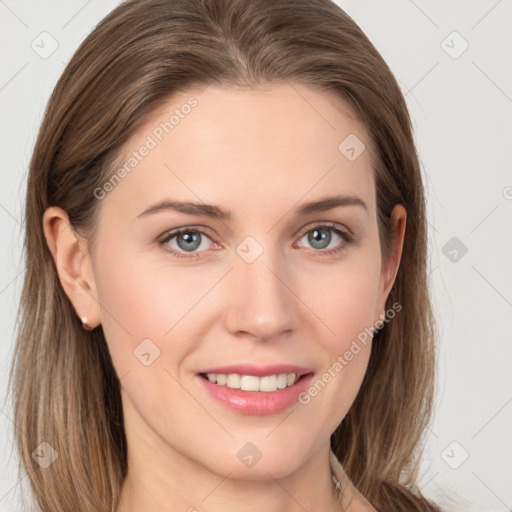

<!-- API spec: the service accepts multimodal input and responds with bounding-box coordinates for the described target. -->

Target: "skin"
[43,83,406,512]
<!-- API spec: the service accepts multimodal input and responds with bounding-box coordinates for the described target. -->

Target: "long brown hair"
[9,0,440,510]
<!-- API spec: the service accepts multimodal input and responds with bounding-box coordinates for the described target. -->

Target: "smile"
[196,372,314,415]
[200,372,302,392]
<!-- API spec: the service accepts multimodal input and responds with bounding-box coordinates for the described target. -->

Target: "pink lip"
[197,363,313,377]
[195,371,315,415]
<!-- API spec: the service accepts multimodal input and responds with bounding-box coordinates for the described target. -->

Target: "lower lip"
[196,373,315,415]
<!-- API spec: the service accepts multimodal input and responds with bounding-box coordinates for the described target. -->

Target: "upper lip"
[198,363,314,378]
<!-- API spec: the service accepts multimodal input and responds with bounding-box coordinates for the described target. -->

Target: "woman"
[9,0,441,510]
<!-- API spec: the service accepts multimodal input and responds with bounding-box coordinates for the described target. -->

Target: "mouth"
[198,371,313,392]
[195,370,315,415]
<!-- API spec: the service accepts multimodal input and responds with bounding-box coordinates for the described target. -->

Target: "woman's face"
[86,83,404,479]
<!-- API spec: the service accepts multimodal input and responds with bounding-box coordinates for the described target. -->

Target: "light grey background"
[1,1,511,511]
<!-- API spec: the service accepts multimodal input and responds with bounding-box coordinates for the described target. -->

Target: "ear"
[374,204,407,324]
[42,206,101,330]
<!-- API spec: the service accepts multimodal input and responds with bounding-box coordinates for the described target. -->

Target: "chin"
[199,439,310,480]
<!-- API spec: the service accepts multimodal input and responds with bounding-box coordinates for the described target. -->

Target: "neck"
[330,449,377,511]
[116,446,346,512]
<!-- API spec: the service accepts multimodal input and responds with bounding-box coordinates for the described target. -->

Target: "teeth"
[204,372,299,392]
[227,374,240,388]
[241,375,260,391]
[216,374,227,385]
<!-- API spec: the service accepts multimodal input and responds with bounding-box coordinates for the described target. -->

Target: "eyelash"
[158,222,355,260]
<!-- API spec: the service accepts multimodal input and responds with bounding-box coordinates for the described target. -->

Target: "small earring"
[81,316,93,331]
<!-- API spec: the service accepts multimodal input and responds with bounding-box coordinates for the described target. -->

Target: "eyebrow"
[135,194,368,221]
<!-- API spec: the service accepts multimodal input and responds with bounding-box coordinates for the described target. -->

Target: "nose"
[223,245,299,342]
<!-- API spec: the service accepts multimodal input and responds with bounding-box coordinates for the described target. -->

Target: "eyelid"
[158,221,354,258]
[157,224,215,243]
[158,221,352,243]
[296,220,353,239]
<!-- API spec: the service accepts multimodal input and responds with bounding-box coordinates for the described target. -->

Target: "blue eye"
[298,224,353,254]
[159,228,213,259]
[158,223,354,260]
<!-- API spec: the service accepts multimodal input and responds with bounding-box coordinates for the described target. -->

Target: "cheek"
[92,242,172,372]
[298,269,377,430]
[295,253,380,408]
[298,252,381,347]
[92,240,220,378]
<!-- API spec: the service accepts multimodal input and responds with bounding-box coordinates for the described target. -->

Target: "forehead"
[101,83,376,222]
